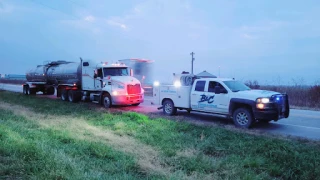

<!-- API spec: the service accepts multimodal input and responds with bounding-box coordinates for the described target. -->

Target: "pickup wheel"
[233,108,253,128]
[163,100,177,116]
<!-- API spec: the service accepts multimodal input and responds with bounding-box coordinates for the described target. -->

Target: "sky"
[0,0,319,85]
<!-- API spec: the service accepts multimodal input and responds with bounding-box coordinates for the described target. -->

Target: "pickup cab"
[152,77,290,128]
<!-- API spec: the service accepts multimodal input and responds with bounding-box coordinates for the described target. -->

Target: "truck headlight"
[153,81,160,86]
[256,98,270,103]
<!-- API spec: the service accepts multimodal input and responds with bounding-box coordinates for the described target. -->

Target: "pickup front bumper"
[254,94,290,121]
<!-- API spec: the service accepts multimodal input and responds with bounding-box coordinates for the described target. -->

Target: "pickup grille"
[127,84,141,94]
[271,94,286,113]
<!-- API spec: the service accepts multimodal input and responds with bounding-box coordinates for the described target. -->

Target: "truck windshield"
[223,81,251,92]
[103,68,129,76]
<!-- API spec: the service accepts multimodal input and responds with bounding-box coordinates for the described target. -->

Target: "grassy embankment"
[0,91,320,179]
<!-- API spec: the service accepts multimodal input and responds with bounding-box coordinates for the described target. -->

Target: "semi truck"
[23,58,144,108]
[152,73,290,128]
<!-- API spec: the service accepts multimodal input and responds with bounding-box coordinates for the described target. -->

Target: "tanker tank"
[26,61,81,86]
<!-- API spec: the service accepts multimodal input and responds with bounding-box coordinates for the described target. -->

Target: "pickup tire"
[163,99,177,116]
[233,108,253,128]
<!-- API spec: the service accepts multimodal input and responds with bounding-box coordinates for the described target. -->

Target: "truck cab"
[153,75,290,128]
[81,61,144,108]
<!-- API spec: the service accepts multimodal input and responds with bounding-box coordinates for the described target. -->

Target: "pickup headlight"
[256,98,270,109]
[256,98,270,103]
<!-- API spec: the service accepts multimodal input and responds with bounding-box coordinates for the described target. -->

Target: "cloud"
[84,15,95,22]
[106,19,127,30]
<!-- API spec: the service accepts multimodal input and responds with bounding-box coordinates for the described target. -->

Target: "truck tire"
[163,99,177,116]
[132,103,140,106]
[68,90,80,103]
[102,94,112,108]
[233,108,253,128]
[61,89,68,101]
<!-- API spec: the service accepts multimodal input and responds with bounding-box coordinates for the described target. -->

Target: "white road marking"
[275,122,320,130]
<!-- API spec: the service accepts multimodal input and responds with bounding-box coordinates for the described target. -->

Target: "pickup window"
[195,81,206,92]
[208,81,227,93]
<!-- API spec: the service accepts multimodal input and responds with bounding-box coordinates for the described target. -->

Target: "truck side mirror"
[94,74,97,78]
[214,86,221,94]
[130,69,133,77]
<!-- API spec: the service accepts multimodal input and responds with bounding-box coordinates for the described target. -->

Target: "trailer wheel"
[61,89,68,101]
[102,94,112,108]
[27,87,36,95]
[233,108,253,128]
[132,103,140,106]
[23,85,28,95]
[163,99,177,116]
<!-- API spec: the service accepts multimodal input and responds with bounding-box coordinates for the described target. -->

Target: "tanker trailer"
[23,58,144,108]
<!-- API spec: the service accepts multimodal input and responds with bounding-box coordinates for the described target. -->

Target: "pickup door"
[191,80,229,114]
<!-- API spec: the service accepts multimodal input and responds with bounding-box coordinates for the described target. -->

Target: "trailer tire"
[132,103,140,106]
[23,85,28,95]
[27,87,36,95]
[102,94,112,108]
[232,108,253,128]
[61,89,68,101]
[163,99,177,116]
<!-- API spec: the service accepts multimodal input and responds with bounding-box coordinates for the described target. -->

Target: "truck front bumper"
[112,94,144,105]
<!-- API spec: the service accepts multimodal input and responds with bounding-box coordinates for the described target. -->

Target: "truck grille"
[127,84,141,94]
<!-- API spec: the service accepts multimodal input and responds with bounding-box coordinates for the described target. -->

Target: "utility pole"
[190,52,195,74]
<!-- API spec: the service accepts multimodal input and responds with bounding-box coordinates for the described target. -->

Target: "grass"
[0,91,320,179]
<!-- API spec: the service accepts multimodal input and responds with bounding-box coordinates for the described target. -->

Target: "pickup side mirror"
[214,86,221,94]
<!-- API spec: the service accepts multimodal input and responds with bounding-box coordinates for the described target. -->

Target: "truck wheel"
[61,89,68,101]
[163,100,177,116]
[233,108,253,128]
[132,103,140,106]
[103,94,112,108]
[68,90,76,103]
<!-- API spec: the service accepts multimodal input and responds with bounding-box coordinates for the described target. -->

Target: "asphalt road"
[1,83,320,140]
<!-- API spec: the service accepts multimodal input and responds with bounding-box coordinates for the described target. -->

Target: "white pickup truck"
[152,74,290,128]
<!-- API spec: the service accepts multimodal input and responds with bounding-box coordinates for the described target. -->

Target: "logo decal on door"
[199,94,215,104]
